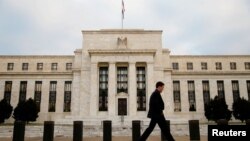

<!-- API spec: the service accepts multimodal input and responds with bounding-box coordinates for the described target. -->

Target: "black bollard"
[12,121,25,141]
[189,120,200,141]
[246,119,250,126]
[161,120,170,141]
[43,121,54,141]
[132,120,141,141]
[103,120,112,141]
[217,119,228,125]
[73,121,83,141]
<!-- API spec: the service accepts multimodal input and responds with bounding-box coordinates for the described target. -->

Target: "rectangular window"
[99,67,108,111]
[64,81,72,112]
[187,62,193,70]
[247,81,250,101]
[217,81,225,99]
[172,63,179,70]
[137,67,146,111]
[245,62,250,70]
[232,80,240,102]
[66,63,72,70]
[201,62,207,70]
[37,63,43,70]
[215,62,222,70]
[230,62,237,70]
[34,81,42,112]
[4,81,12,104]
[188,81,196,111]
[22,63,29,70]
[202,81,210,107]
[7,63,14,71]
[51,63,58,70]
[49,81,57,112]
[19,81,27,102]
[173,81,181,112]
[117,67,128,93]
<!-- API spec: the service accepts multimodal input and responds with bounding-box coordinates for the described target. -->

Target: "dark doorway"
[118,98,127,115]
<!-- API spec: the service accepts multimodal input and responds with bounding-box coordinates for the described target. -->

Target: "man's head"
[156,81,164,93]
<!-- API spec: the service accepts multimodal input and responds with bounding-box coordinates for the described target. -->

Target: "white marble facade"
[0,29,250,125]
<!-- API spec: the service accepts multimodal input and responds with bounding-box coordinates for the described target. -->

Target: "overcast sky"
[0,0,250,55]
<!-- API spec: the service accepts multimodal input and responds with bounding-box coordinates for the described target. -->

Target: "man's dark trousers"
[138,115,175,141]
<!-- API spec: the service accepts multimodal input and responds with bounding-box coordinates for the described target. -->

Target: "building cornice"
[0,72,73,75]
[171,71,250,75]
[170,55,250,58]
[88,49,157,56]
[82,29,162,34]
[0,55,74,59]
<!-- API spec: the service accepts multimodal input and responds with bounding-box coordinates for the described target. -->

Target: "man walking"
[138,81,175,141]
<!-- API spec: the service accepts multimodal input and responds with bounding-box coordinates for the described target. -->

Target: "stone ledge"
[88,49,157,56]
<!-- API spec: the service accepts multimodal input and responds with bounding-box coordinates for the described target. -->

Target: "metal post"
[43,121,54,141]
[73,121,83,141]
[103,120,112,141]
[246,119,250,125]
[189,120,200,141]
[12,121,25,141]
[132,120,141,141]
[161,120,170,141]
[217,119,228,125]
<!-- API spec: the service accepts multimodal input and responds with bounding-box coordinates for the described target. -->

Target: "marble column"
[181,80,189,113]
[0,80,4,100]
[239,80,248,100]
[129,62,136,117]
[89,63,98,116]
[41,80,49,114]
[80,68,91,117]
[164,71,174,115]
[210,79,217,100]
[108,62,116,116]
[195,80,203,112]
[56,80,64,113]
[225,80,233,110]
[71,72,81,116]
[11,80,20,108]
[26,80,34,100]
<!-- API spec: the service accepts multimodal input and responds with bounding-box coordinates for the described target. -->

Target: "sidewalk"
[0,135,208,141]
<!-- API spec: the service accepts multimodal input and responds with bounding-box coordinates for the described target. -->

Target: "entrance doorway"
[118,98,127,116]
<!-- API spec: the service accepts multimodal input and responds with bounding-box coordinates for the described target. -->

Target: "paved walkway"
[0,135,208,141]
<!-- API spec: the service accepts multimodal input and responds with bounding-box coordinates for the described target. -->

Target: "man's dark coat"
[147,89,164,118]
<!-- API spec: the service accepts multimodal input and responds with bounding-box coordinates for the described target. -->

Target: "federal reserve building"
[1,29,250,135]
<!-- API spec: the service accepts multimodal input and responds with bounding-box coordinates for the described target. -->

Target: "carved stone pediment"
[117,37,127,49]
[116,92,128,98]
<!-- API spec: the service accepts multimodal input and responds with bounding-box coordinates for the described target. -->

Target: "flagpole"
[121,0,124,29]
[122,11,123,29]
